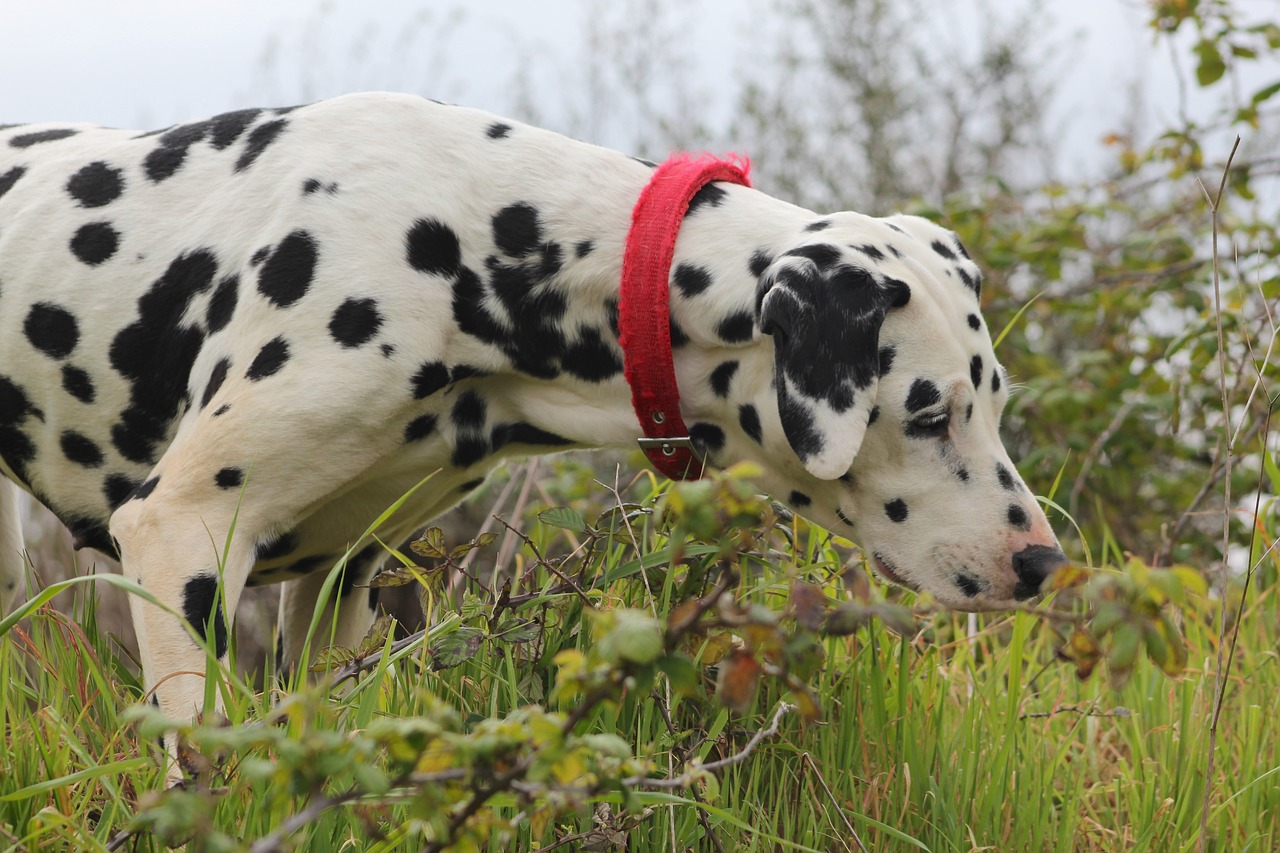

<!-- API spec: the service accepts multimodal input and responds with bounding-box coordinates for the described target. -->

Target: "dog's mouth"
[872,553,917,591]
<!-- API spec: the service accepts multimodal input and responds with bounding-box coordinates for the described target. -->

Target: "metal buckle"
[636,436,701,460]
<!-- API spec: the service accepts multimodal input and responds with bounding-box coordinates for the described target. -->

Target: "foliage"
[2,453,1278,850]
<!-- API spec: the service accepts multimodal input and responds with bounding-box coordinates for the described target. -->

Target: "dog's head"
[746,213,1064,609]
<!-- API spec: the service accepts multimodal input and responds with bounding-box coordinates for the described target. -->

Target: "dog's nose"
[1012,544,1067,600]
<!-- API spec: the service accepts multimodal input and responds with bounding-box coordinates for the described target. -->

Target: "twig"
[493,458,539,585]
[1198,134,1242,853]
[652,691,728,853]
[247,770,468,853]
[802,752,868,853]
[1069,399,1137,518]
[1019,703,1132,720]
[626,702,796,789]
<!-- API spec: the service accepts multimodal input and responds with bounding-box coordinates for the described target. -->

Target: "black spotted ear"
[757,251,897,479]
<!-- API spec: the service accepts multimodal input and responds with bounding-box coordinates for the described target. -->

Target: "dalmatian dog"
[0,92,1064,779]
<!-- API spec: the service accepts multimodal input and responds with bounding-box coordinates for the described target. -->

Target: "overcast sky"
[0,0,1266,175]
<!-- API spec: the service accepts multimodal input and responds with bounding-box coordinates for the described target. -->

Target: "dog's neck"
[482,176,812,472]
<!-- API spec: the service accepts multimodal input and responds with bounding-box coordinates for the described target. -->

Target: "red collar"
[618,153,752,480]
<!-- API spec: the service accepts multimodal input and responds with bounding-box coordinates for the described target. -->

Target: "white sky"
[0,0,1269,175]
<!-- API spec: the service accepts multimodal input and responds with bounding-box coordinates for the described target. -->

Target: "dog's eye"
[908,411,950,437]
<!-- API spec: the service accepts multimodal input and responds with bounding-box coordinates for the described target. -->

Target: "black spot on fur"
[835,508,854,527]
[686,183,726,213]
[560,327,622,381]
[689,423,725,456]
[302,178,321,194]
[784,243,841,269]
[490,422,572,452]
[405,414,438,442]
[967,313,981,331]
[108,250,217,463]
[970,355,983,389]
[955,573,982,597]
[604,299,620,339]
[450,391,489,467]
[406,219,461,276]
[1007,504,1031,531]
[135,477,159,500]
[877,346,895,377]
[182,575,228,658]
[60,431,103,468]
[957,266,981,297]
[884,499,908,523]
[883,278,911,308]
[492,203,542,258]
[247,338,289,380]
[789,490,812,508]
[0,377,37,484]
[213,404,230,417]
[996,463,1017,491]
[256,531,299,562]
[9,128,78,147]
[867,406,880,426]
[70,222,119,266]
[575,239,594,258]
[257,231,317,308]
[24,303,79,359]
[931,239,957,260]
[66,162,124,208]
[991,368,1002,393]
[486,122,512,139]
[412,361,450,399]
[905,379,940,413]
[710,360,738,398]
[202,358,230,408]
[957,466,970,482]
[214,467,243,489]
[235,119,287,171]
[669,319,689,348]
[804,219,830,232]
[206,275,238,333]
[0,166,26,199]
[749,249,772,278]
[738,404,762,444]
[142,121,209,181]
[716,310,754,344]
[673,263,712,298]
[103,473,141,510]
[329,297,383,348]
[61,365,95,403]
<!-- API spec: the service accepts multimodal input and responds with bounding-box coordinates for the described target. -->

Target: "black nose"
[1012,545,1067,600]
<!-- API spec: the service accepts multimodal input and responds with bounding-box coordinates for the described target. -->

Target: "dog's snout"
[1011,544,1067,600]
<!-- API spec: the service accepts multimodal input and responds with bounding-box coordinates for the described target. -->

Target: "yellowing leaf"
[716,650,761,713]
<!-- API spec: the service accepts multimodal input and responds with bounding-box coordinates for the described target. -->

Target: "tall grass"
[1,460,1278,851]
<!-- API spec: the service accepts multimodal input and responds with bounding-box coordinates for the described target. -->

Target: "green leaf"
[598,609,664,665]
[538,506,588,533]
[657,654,701,697]
[1194,39,1226,86]
[410,527,447,559]
[431,626,486,670]
[357,614,395,658]
[493,617,541,644]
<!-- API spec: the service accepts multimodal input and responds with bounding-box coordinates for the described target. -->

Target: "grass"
[1,461,1279,852]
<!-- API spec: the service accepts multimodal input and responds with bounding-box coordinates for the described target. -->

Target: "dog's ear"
[756,249,906,479]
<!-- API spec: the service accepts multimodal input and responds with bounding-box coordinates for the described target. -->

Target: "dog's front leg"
[109,479,255,787]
